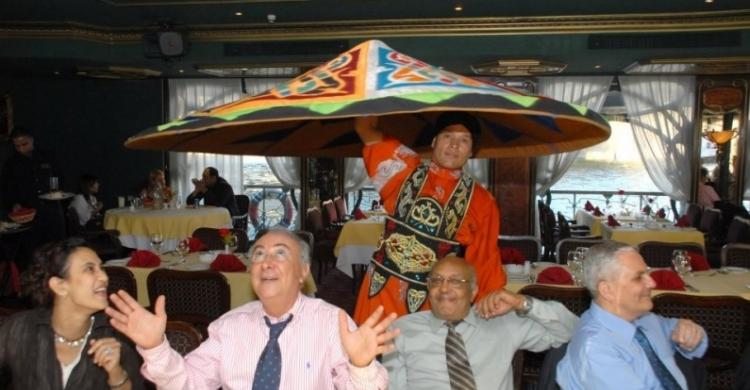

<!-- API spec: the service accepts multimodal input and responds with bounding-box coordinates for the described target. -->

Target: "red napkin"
[675,215,691,227]
[656,208,666,219]
[593,207,603,217]
[211,254,247,272]
[607,215,621,227]
[127,250,160,268]
[536,266,574,285]
[650,269,685,290]
[584,201,594,211]
[687,251,711,271]
[188,237,207,253]
[353,208,367,220]
[501,247,525,265]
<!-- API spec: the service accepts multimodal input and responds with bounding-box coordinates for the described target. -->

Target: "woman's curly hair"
[21,238,91,307]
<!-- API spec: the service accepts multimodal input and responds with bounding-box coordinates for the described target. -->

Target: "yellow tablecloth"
[104,206,232,251]
[600,224,705,247]
[576,209,639,237]
[334,218,385,277]
[105,252,317,309]
[506,264,750,300]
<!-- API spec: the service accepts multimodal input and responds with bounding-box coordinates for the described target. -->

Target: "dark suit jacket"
[186,176,239,216]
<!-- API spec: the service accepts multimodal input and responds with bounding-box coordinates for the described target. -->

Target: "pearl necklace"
[53,316,94,348]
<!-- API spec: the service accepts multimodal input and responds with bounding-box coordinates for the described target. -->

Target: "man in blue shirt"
[557,241,708,389]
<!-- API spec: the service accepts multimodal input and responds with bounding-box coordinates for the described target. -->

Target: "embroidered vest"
[368,164,475,313]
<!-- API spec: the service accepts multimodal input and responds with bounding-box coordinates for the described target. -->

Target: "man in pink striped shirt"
[106,229,398,389]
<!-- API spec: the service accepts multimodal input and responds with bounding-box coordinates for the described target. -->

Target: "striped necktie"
[445,320,477,390]
[252,314,293,390]
[634,327,681,390]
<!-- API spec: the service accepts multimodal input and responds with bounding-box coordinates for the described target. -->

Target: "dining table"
[598,223,705,248]
[334,217,385,277]
[103,205,232,252]
[105,251,318,309]
[505,262,750,300]
[575,209,638,237]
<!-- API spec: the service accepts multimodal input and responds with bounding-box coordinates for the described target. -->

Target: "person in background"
[105,228,396,389]
[186,167,239,216]
[384,256,577,390]
[698,166,720,208]
[0,128,58,212]
[0,238,144,389]
[352,113,506,324]
[69,174,103,230]
[557,241,707,389]
[140,169,170,202]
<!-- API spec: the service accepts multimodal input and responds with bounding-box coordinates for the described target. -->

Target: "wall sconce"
[702,127,738,159]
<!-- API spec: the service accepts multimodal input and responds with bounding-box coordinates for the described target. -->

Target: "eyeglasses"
[426,275,470,288]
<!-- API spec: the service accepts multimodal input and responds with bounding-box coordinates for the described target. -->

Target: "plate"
[39,192,74,200]
[722,266,749,273]
[532,261,557,268]
[106,259,129,266]
[507,273,531,281]
[185,263,210,270]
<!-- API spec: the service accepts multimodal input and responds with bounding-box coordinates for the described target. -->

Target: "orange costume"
[353,138,506,324]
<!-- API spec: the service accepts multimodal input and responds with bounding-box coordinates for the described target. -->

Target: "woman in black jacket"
[0,238,144,389]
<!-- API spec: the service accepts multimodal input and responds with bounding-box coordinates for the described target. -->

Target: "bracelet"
[108,371,129,389]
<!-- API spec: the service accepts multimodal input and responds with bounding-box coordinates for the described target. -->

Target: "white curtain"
[620,76,696,202]
[533,76,613,238]
[534,76,614,195]
[744,106,750,200]
[464,159,489,187]
[168,78,293,198]
[344,158,371,193]
[266,157,301,187]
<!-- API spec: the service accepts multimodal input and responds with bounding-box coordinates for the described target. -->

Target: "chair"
[498,235,542,263]
[305,207,338,282]
[165,320,204,356]
[725,216,750,244]
[555,237,603,264]
[66,208,124,260]
[637,241,705,269]
[191,227,251,253]
[333,196,350,222]
[147,269,230,337]
[322,199,339,226]
[699,207,723,242]
[232,194,250,231]
[538,202,559,262]
[686,203,704,229]
[652,294,750,390]
[721,242,750,268]
[103,266,137,301]
[517,285,592,387]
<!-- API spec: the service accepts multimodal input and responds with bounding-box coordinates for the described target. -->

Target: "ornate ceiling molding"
[1,9,749,44]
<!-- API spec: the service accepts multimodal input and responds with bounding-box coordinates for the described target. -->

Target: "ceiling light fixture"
[471,59,566,76]
[454,4,463,11]
[196,64,315,78]
[235,11,243,16]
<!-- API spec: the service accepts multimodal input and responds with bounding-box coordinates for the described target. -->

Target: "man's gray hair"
[583,240,637,297]
[249,228,311,265]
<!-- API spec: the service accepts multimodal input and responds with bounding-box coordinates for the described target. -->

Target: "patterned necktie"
[445,320,477,390]
[252,314,294,390]
[633,327,682,390]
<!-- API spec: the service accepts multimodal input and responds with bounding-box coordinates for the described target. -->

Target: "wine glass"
[176,239,190,263]
[150,233,164,254]
[671,249,688,276]
[567,251,583,286]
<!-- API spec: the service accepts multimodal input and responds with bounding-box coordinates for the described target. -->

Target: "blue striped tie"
[634,327,681,390]
[252,314,293,390]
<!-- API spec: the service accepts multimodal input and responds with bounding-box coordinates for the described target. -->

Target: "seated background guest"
[69,174,103,230]
[384,256,577,390]
[140,169,171,202]
[557,241,707,389]
[186,167,239,216]
[106,228,397,389]
[0,238,143,389]
[698,166,720,208]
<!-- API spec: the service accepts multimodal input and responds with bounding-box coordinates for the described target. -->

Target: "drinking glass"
[225,234,238,253]
[176,239,190,262]
[150,233,164,254]
[567,251,583,286]
[671,249,689,276]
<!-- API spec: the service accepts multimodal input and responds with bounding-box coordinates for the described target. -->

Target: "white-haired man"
[106,228,399,389]
[557,240,708,389]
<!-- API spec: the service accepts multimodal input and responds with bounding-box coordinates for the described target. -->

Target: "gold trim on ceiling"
[1,9,749,44]
[100,0,305,5]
